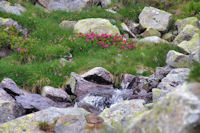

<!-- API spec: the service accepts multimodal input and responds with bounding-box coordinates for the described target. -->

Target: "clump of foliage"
[181,0,200,18]
[38,121,54,133]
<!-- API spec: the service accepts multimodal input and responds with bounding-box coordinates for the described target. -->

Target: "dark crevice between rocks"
[3,88,20,99]
[84,75,112,85]
[64,84,75,96]
[25,108,39,115]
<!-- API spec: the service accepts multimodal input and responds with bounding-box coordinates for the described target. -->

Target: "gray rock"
[166,50,193,68]
[162,32,175,42]
[157,68,190,91]
[0,1,26,15]
[125,20,144,35]
[0,78,24,97]
[120,74,135,89]
[100,99,146,127]
[0,47,11,59]
[81,67,114,85]
[105,9,117,14]
[70,72,113,101]
[59,20,77,29]
[0,100,25,124]
[175,17,199,33]
[191,48,200,62]
[139,6,172,32]
[0,17,28,35]
[15,94,63,111]
[178,33,200,54]
[173,25,200,45]
[0,88,15,102]
[0,107,89,133]
[42,86,72,103]
[140,28,161,38]
[127,83,200,133]
[152,88,168,103]
[139,36,169,44]
[121,23,137,38]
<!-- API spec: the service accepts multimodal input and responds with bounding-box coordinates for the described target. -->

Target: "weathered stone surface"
[173,25,200,45]
[0,1,26,15]
[157,68,190,91]
[192,47,200,62]
[152,88,168,103]
[178,33,200,54]
[125,20,144,35]
[0,78,24,97]
[175,17,199,33]
[0,88,15,102]
[0,17,28,35]
[100,99,146,127]
[166,50,193,68]
[120,74,135,89]
[70,72,113,101]
[0,47,11,59]
[139,36,168,44]
[74,18,120,35]
[162,32,175,42]
[140,28,161,38]
[139,6,172,32]
[127,83,200,133]
[0,100,25,124]
[0,107,89,133]
[121,23,136,38]
[15,94,62,111]
[81,67,113,85]
[42,86,72,103]
[38,0,111,12]
[59,20,77,29]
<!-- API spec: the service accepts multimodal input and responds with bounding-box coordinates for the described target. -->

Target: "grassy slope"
[0,1,198,92]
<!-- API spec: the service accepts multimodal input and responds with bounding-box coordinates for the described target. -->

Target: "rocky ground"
[0,0,200,133]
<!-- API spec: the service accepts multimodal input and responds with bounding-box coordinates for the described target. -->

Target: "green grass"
[0,1,184,92]
[189,63,200,82]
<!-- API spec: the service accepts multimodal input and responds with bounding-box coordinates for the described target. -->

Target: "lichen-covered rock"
[81,67,114,85]
[0,17,28,35]
[191,48,200,62]
[139,36,168,44]
[152,88,168,103]
[166,50,193,68]
[157,68,190,91]
[41,86,72,103]
[0,100,25,124]
[74,18,120,35]
[100,99,146,128]
[0,1,26,15]
[0,78,24,97]
[178,33,200,54]
[175,17,199,33]
[173,25,200,45]
[127,83,200,133]
[0,107,89,133]
[59,20,77,29]
[140,28,161,38]
[139,7,172,32]
[162,32,175,42]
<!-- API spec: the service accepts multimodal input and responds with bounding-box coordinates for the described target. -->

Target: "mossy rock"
[141,28,161,38]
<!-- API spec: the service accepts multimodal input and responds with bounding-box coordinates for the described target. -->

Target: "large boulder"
[173,25,200,45]
[139,36,168,44]
[69,72,113,101]
[74,18,120,35]
[0,107,89,133]
[139,7,172,32]
[157,68,190,91]
[0,1,26,15]
[100,99,146,127]
[175,17,199,33]
[0,17,28,35]
[0,78,24,97]
[178,33,200,54]
[41,86,72,103]
[166,50,193,68]
[37,0,111,12]
[81,67,114,85]
[127,83,200,133]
